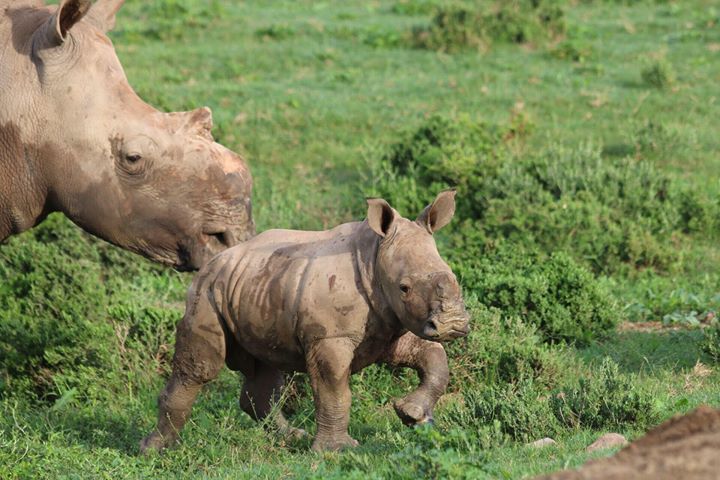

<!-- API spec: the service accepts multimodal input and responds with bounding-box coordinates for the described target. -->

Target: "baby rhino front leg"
[382,332,449,426]
[306,338,359,451]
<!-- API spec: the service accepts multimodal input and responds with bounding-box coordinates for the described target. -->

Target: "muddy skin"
[142,191,471,452]
[0,0,254,270]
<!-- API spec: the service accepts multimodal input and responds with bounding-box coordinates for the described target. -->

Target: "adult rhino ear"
[417,189,456,234]
[169,107,214,141]
[367,198,396,238]
[36,0,92,48]
[88,0,126,33]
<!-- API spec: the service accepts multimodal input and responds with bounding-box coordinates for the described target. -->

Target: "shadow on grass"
[579,329,710,375]
[43,406,148,455]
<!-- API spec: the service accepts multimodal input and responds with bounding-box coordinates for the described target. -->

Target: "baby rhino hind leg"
[382,332,449,426]
[140,286,226,454]
[239,363,307,440]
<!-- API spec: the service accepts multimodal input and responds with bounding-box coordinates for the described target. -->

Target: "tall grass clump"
[702,321,720,362]
[411,0,566,52]
[641,57,676,89]
[550,357,661,430]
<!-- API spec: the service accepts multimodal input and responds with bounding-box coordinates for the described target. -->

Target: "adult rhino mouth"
[175,227,253,271]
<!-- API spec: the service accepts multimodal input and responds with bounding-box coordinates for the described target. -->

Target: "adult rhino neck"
[0,121,50,241]
[0,3,53,241]
[352,221,401,330]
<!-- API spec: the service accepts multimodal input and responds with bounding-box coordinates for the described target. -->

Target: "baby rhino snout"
[424,271,470,342]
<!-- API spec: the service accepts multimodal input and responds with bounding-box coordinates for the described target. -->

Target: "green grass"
[2,0,720,478]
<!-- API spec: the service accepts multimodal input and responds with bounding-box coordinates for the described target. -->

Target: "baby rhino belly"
[228,262,307,372]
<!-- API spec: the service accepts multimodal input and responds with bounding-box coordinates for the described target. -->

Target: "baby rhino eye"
[125,153,142,163]
[399,284,410,294]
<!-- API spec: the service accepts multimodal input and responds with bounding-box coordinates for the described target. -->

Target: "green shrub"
[411,0,566,52]
[551,357,661,430]
[550,38,594,62]
[446,379,560,442]
[451,247,618,345]
[702,321,720,362]
[391,0,441,16]
[0,216,113,401]
[371,115,718,277]
[114,0,226,41]
[447,305,576,386]
[0,215,185,402]
[255,24,297,41]
[641,57,676,89]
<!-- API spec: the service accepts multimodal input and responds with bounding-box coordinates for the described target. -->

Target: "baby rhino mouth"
[421,304,471,342]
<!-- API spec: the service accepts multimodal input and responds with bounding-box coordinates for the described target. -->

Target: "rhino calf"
[141,191,470,452]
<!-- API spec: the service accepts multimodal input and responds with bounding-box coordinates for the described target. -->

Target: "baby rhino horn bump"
[417,189,457,234]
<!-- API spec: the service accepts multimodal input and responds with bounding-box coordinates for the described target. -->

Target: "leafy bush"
[702,321,720,362]
[641,57,676,89]
[446,379,560,442]
[446,305,575,386]
[411,0,566,52]
[0,216,113,401]
[114,0,226,41]
[550,38,594,63]
[0,215,185,402]
[391,0,441,16]
[451,248,618,344]
[371,114,719,277]
[550,357,661,430]
[255,24,297,41]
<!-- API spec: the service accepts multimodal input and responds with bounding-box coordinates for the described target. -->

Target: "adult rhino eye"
[125,153,142,164]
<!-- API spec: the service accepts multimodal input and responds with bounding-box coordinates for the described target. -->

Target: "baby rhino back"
[212,223,367,371]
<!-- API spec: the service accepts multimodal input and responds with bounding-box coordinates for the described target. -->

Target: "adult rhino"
[0,0,254,271]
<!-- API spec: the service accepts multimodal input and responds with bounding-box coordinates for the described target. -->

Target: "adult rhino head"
[367,190,470,342]
[0,0,254,270]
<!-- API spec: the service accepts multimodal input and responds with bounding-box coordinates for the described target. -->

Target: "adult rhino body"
[142,191,470,452]
[0,0,254,270]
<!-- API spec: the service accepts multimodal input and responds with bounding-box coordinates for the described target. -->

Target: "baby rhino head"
[367,190,470,342]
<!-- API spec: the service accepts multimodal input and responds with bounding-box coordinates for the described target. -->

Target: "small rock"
[528,437,557,448]
[586,433,628,452]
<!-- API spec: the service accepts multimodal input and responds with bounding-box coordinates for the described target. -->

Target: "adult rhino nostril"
[205,231,231,249]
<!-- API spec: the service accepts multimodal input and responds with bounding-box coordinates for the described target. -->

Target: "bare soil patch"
[537,406,720,480]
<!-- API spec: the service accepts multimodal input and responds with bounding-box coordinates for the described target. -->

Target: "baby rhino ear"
[367,198,396,238]
[417,190,456,234]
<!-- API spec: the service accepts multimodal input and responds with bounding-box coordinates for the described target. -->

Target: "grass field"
[1,0,720,478]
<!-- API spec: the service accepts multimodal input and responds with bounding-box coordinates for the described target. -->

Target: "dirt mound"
[537,406,720,480]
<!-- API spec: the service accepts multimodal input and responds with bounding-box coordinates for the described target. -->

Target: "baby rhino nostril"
[423,320,439,337]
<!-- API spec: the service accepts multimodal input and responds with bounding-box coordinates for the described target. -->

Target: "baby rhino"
[141,191,470,452]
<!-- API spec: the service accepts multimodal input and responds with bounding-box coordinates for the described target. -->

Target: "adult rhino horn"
[35,0,92,49]
[169,107,215,141]
[88,0,126,33]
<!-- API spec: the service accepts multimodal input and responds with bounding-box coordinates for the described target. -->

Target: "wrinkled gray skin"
[0,0,254,270]
[142,191,471,452]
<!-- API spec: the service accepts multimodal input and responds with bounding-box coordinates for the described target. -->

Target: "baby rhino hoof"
[311,434,359,452]
[139,431,176,455]
[394,398,434,426]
